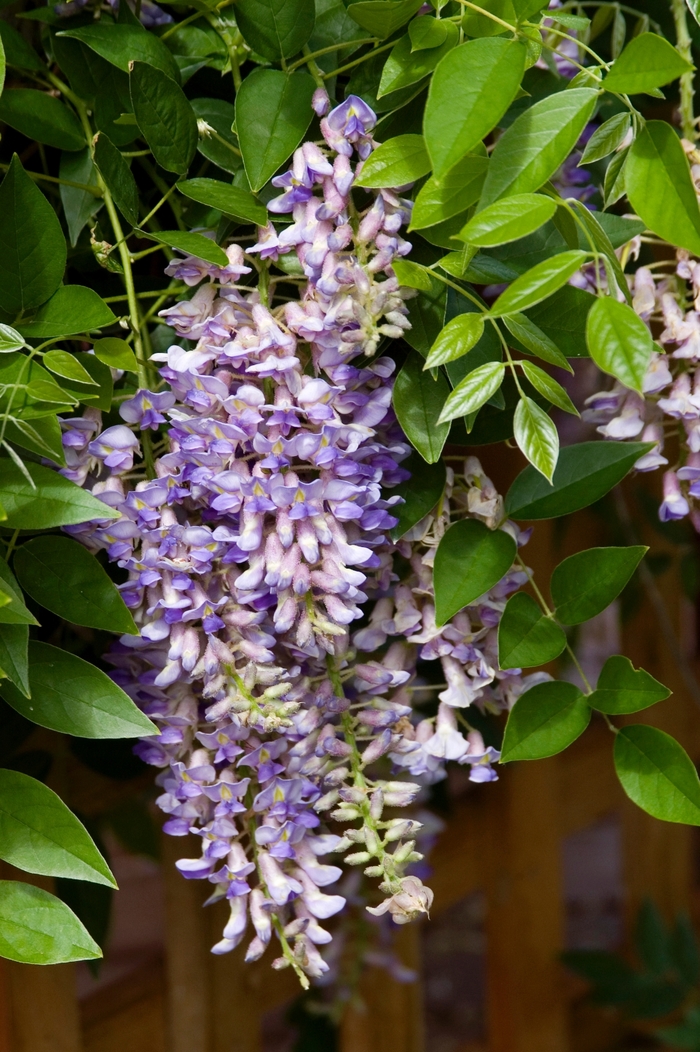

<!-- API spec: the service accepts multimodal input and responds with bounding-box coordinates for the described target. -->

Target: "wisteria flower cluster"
[60,96,537,985]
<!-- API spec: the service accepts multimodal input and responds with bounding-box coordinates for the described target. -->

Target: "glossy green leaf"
[490,251,587,316]
[586,296,654,393]
[525,284,593,358]
[18,287,116,339]
[0,326,24,353]
[0,624,29,698]
[42,352,95,386]
[461,0,516,37]
[236,0,315,58]
[177,178,266,226]
[580,112,631,164]
[614,725,700,825]
[393,353,450,463]
[347,0,424,37]
[0,769,116,886]
[378,24,458,96]
[5,417,64,465]
[626,122,700,256]
[588,655,671,714]
[58,23,180,80]
[60,354,113,411]
[356,135,431,188]
[236,69,315,193]
[424,313,485,368]
[501,680,590,761]
[390,453,446,540]
[393,259,433,292]
[410,153,488,230]
[405,277,447,355]
[0,881,101,964]
[0,558,37,627]
[93,337,137,373]
[190,98,239,174]
[93,132,138,226]
[479,88,598,206]
[0,89,84,151]
[459,193,557,247]
[519,360,578,414]
[434,519,516,625]
[0,21,42,72]
[572,202,632,305]
[505,440,653,519]
[143,230,228,267]
[604,33,692,95]
[59,149,102,248]
[0,641,156,739]
[0,460,117,530]
[604,144,628,207]
[437,361,505,424]
[504,314,572,372]
[409,15,449,49]
[0,156,66,315]
[14,536,137,635]
[498,591,566,669]
[513,395,559,481]
[130,62,197,175]
[424,38,527,180]
[551,545,647,625]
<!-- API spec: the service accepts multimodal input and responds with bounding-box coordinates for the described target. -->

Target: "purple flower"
[120,389,176,430]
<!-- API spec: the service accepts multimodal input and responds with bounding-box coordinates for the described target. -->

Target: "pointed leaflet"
[14,536,137,635]
[504,314,572,372]
[393,353,450,463]
[0,156,66,315]
[424,313,485,368]
[433,519,516,625]
[459,193,557,247]
[505,441,653,519]
[588,655,671,714]
[378,24,458,96]
[0,625,29,697]
[0,90,84,152]
[0,881,101,964]
[626,122,700,256]
[18,286,116,339]
[58,23,180,81]
[513,395,559,482]
[0,769,116,886]
[347,0,425,38]
[410,153,488,230]
[93,337,137,373]
[409,14,449,49]
[0,460,118,530]
[603,33,692,95]
[519,361,578,414]
[501,680,590,761]
[614,725,700,825]
[490,251,587,316]
[586,297,655,392]
[550,545,647,625]
[234,0,315,60]
[93,132,139,227]
[437,362,505,424]
[479,89,598,207]
[129,62,197,176]
[236,69,315,193]
[0,641,156,738]
[392,259,433,292]
[424,38,527,180]
[143,230,227,267]
[0,558,36,627]
[498,591,566,669]
[190,98,239,175]
[59,149,102,248]
[356,135,431,188]
[177,179,267,226]
[390,453,446,540]
[43,351,97,386]
[580,112,631,163]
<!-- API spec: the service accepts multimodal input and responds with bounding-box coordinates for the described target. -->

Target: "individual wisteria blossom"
[60,96,538,987]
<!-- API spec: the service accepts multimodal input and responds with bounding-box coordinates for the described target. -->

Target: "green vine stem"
[671,0,696,141]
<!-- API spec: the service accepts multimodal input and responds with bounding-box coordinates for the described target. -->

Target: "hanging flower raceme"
[61,97,534,986]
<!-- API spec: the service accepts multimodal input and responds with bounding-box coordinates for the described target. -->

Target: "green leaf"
[177,178,267,226]
[378,24,458,96]
[0,21,42,72]
[235,0,315,59]
[92,337,137,372]
[0,89,84,151]
[59,149,102,249]
[356,134,431,188]
[588,655,671,714]
[142,230,228,267]
[0,459,118,530]
[498,591,566,669]
[580,112,631,164]
[525,284,593,358]
[0,325,24,353]
[410,153,488,230]
[479,88,598,207]
[93,132,138,227]
[59,354,112,411]
[405,277,447,354]
[0,624,29,697]
[513,394,559,481]
[0,156,66,315]
[424,38,527,180]
[437,361,505,424]
[0,769,116,886]
[626,122,700,256]
[393,352,450,463]
[604,32,692,95]
[390,452,446,540]
[490,251,587,316]
[424,313,485,368]
[604,145,628,207]
[18,287,116,339]
[410,14,449,49]
[236,69,315,193]
[551,545,647,625]
[505,440,654,519]
[586,297,654,393]
[5,417,64,465]
[347,0,424,37]
[614,725,700,825]
[0,641,156,739]
[393,259,434,292]
[14,536,137,635]
[461,0,516,39]
[434,519,516,625]
[130,61,197,175]
[572,202,632,305]
[0,558,37,626]
[0,881,101,964]
[501,680,590,761]
[42,351,96,387]
[459,193,557,247]
[519,360,578,413]
[190,98,239,175]
[58,23,180,81]
[504,314,572,371]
